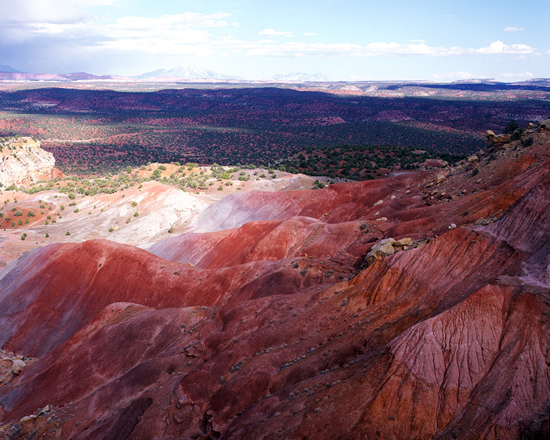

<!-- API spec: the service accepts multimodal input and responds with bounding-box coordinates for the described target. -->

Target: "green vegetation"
[312,180,325,189]
[0,84,502,177]
[278,145,465,181]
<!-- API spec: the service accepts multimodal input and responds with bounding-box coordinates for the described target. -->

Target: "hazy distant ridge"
[0,65,22,73]
[272,72,329,82]
[135,65,239,80]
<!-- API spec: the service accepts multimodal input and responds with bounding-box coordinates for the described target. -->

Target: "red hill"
[0,124,549,439]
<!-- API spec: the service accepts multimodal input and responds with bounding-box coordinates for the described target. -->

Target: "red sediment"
[0,141,549,440]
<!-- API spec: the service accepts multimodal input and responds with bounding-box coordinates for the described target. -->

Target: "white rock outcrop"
[0,137,56,187]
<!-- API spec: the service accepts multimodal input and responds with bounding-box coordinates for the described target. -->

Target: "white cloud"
[111,13,229,33]
[504,26,525,32]
[474,40,534,55]
[0,4,540,65]
[259,28,294,37]
[500,72,533,80]
[0,0,89,24]
[432,72,486,81]
[1,10,232,50]
[71,0,119,4]
[93,13,229,54]
[216,39,538,58]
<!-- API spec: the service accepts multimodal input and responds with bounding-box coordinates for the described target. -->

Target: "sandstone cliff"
[0,137,56,187]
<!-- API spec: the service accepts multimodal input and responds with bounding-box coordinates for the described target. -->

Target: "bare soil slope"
[0,125,549,439]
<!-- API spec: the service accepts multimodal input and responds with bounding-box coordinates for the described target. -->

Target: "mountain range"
[0,64,333,83]
[135,65,240,81]
[0,68,123,82]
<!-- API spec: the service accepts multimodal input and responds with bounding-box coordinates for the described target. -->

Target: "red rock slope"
[0,130,549,439]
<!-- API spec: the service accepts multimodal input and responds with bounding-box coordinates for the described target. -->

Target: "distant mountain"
[135,65,239,81]
[0,71,125,81]
[0,65,22,73]
[272,72,329,82]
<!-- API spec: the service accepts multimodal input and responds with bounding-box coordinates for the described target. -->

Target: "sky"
[0,0,548,81]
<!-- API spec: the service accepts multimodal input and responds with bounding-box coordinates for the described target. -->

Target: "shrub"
[512,128,524,141]
[503,120,519,134]
[312,180,325,189]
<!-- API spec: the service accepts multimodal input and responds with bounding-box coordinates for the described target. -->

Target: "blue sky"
[0,0,548,81]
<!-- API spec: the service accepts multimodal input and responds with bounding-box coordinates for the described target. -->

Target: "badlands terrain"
[0,137,332,266]
[0,115,548,440]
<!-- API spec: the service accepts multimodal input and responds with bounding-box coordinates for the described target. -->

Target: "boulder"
[494,134,512,145]
[467,155,478,166]
[11,359,26,376]
[394,237,412,246]
[538,118,550,131]
[486,132,512,152]
[365,238,395,266]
